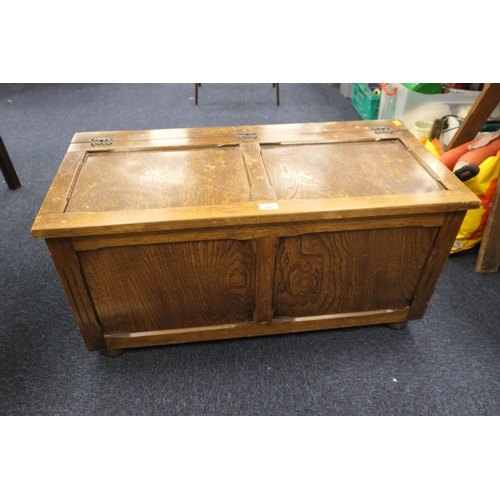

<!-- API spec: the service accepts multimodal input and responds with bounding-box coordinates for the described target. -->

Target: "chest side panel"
[78,239,254,333]
[273,226,438,318]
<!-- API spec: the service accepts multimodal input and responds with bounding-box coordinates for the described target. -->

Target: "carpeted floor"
[1,83,500,415]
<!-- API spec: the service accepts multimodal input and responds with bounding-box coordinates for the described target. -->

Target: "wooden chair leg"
[195,83,199,105]
[0,136,21,190]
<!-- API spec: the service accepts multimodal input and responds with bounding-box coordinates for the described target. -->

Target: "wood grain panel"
[72,213,444,251]
[78,240,254,333]
[239,143,277,201]
[69,121,409,150]
[261,140,444,200]
[253,238,279,323]
[409,211,466,319]
[65,147,250,213]
[37,151,86,214]
[274,227,438,318]
[33,190,477,239]
[45,238,106,351]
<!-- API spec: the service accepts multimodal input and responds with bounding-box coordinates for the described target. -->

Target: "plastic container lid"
[402,83,442,95]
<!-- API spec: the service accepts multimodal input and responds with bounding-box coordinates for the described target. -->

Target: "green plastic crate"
[352,83,380,120]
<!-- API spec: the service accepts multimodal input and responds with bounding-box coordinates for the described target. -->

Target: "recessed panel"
[273,227,438,318]
[79,240,254,333]
[261,140,444,200]
[66,147,250,213]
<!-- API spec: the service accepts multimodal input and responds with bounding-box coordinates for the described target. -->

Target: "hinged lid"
[31,120,481,238]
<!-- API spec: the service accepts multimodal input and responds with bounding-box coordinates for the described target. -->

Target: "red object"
[442,83,475,92]
[380,83,397,96]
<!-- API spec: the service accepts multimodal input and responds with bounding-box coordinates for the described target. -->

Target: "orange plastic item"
[439,138,482,170]
[458,138,500,166]
[431,138,446,156]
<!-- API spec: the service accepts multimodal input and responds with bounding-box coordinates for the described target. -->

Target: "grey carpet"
[1,83,499,415]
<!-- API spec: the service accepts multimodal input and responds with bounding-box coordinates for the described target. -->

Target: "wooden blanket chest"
[31,120,480,355]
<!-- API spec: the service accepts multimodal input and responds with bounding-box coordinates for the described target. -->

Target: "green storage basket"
[352,83,381,120]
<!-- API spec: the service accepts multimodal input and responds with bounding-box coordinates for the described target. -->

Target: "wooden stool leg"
[195,83,200,105]
[275,83,280,106]
[0,137,21,190]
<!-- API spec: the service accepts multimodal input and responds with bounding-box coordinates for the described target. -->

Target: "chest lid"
[31,120,480,238]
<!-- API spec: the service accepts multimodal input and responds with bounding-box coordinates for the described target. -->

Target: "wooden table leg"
[0,136,21,190]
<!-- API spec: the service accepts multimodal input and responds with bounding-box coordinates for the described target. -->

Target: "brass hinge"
[90,137,114,146]
[236,131,258,139]
[371,126,394,134]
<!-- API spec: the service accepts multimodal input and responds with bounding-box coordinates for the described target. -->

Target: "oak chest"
[31,121,480,354]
